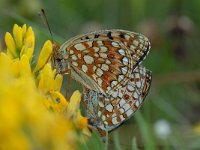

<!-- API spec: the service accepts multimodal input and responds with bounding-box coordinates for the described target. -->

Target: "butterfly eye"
[56,58,62,62]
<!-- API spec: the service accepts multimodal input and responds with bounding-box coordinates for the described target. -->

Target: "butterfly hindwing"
[83,65,152,134]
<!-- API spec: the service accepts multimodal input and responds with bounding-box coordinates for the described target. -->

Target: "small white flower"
[154,119,171,140]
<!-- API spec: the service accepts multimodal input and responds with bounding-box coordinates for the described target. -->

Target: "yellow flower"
[38,63,68,113]
[0,24,89,149]
[5,24,35,60]
[66,91,91,136]
[34,40,52,73]
[38,63,62,93]
[67,90,82,116]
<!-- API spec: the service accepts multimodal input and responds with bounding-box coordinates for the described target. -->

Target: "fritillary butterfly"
[83,65,152,137]
[51,29,152,137]
[52,29,150,95]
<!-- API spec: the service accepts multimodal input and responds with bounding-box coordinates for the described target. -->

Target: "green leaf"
[78,132,105,150]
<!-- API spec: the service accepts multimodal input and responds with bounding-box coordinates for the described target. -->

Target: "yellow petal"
[20,46,25,57]
[0,52,12,65]
[5,32,17,58]
[11,59,20,76]
[19,55,32,77]
[13,24,23,50]
[54,74,63,91]
[38,64,54,92]
[34,40,52,72]
[22,24,27,37]
[49,91,68,112]
[77,110,88,130]
[23,27,35,60]
[38,72,46,93]
[25,26,34,40]
[82,127,91,136]
[67,90,81,115]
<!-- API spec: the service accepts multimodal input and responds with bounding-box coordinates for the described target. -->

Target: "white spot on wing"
[97,78,103,86]
[119,108,124,113]
[118,75,124,82]
[126,109,133,116]
[97,41,103,46]
[119,99,126,106]
[94,53,99,57]
[106,59,111,64]
[130,45,136,50]
[99,53,107,58]
[106,86,111,92]
[93,66,97,71]
[112,117,118,125]
[72,61,78,66]
[122,57,128,65]
[125,34,130,40]
[133,92,139,99]
[74,43,86,51]
[69,50,74,54]
[96,68,103,77]
[136,81,141,87]
[92,74,98,81]
[100,47,107,52]
[111,42,119,47]
[104,121,108,125]
[98,101,104,107]
[121,66,128,74]
[133,40,139,46]
[102,115,106,121]
[106,104,113,112]
[111,91,118,98]
[135,100,140,107]
[135,73,140,78]
[101,64,109,71]
[93,47,99,52]
[98,111,101,117]
[86,41,93,47]
[77,54,81,58]
[71,55,77,61]
[127,84,135,92]
[84,55,94,64]
[118,49,125,56]
[123,103,130,111]
[111,80,118,87]
[82,65,88,72]
[120,115,125,121]
[118,91,123,97]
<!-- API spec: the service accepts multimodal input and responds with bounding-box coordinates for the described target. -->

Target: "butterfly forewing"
[83,65,152,133]
[59,29,150,95]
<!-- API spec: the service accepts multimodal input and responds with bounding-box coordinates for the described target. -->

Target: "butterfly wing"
[83,65,152,134]
[60,29,150,95]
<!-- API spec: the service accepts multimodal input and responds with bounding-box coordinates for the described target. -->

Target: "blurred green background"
[1,0,200,149]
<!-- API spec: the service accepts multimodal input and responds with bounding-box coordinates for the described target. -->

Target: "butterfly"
[51,29,150,95]
[51,29,151,137]
[82,65,152,137]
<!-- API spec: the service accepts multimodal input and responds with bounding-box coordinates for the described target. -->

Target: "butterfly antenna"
[39,9,54,42]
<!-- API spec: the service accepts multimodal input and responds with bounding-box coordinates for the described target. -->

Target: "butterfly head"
[51,43,70,74]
